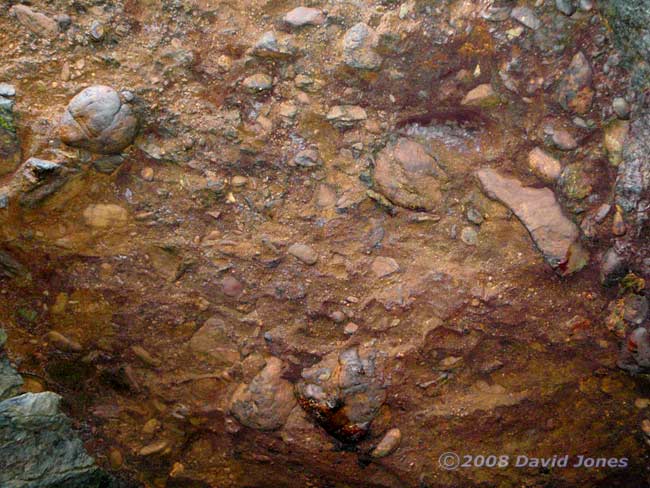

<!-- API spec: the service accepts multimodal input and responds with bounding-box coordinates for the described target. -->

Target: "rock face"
[59,86,138,154]
[230,357,296,430]
[296,346,386,443]
[477,168,587,275]
[0,329,116,488]
[615,109,650,232]
[374,138,443,211]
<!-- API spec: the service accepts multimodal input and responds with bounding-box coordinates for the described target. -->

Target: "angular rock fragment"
[510,6,541,30]
[477,168,587,275]
[59,86,138,154]
[5,158,71,208]
[557,52,593,114]
[342,23,382,70]
[230,357,296,430]
[252,31,297,58]
[374,138,443,211]
[10,5,59,38]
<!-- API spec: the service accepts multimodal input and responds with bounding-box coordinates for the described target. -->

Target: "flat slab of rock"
[374,138,443,211]
[477,168,587,275]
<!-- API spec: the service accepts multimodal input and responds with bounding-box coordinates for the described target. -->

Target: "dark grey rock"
[0,93,20,177]
[615,110,650,231]
[0,250,27,278]
[619,327,650,374]
[0,392,112,488]
[603,0,650,64]
[0,329,22,402]
[600,247,628,286]
[59,86,138,154]
[15,158,71,208]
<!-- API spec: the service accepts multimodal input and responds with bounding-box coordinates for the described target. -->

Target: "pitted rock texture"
[0,392,111,488]
[59,85,138,154]
[296,346,386,443]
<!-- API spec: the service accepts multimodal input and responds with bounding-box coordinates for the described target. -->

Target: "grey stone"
[14,158,70,208]
[511,7,542,30]
[477,168,587,275]
[600,247,628,286]
[481,6,511,22]
[0,392,112,487]
[0,84,16,97]
[460,226,478,246]
[613,97,631,119]
[556,0,576,16]
[615,109,650,231]
[243,73,273,92]
[59,85,138,154]
[342,23,382,70]
[296,346,386,442]
[0,329,22,402]
[619,327,650,374]
[0,93,20,177]
[252,31,297,58]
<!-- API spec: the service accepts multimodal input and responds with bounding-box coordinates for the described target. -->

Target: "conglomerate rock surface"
[1,0,650,487]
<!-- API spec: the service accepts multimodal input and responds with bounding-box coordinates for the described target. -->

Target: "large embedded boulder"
[59,86,138,154]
